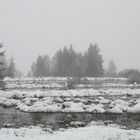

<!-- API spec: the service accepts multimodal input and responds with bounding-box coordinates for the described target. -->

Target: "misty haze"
[0,0,140,140]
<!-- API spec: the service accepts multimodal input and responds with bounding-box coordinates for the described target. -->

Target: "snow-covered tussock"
[0,89,140,113]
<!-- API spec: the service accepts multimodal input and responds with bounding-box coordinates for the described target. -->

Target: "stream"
[1,106,140,130]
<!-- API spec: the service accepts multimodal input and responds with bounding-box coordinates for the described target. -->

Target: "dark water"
[1,106,140,130]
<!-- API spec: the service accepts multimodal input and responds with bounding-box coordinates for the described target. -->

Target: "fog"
[0,0,140,73]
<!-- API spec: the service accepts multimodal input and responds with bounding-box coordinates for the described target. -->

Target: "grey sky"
[0,0,140,73]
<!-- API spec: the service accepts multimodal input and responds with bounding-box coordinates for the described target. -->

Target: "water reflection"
[0,106,140,130]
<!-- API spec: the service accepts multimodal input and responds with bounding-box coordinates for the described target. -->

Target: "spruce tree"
[6,57,16,78]
[106,60,117,77]
[0,43,6,89]
[31,55,50,77]
[85,43,104,77]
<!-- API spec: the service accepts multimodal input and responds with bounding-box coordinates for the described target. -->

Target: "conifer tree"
[6,57,16,78]
[106,60,117,77]
[85,43,104,77]
[0,43,6,89]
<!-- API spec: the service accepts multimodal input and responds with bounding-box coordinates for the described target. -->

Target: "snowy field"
[1,88,140,113]
[1,77,140,139]
[4,77,136,90]
[0,122,140,140]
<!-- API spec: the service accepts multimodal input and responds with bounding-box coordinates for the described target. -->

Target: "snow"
[0,88,140,113]
[1,88,140,99]
[62,102,84,112]
[109,99,130,113]
[5,77,140,90]
[16,100,62,112]
[4,77,127,83]
[110,99,129,107]
[1,78,140,139]
[0,89,101,98]
[85,104,105,113]
[97,96,110,104]
[128,103,140,113]
[110,105,128,113]
[0,97,20,107]
[0,124,140,140]
[0,89,108,113]
[2,77,140,139]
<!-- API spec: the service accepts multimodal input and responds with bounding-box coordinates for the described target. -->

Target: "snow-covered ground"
[4,77,130,89]
[0,88,140,113]
[4,77,127,83]
[0,122,140,140]
[1,78,140,139]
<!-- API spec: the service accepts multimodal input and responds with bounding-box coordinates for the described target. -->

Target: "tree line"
[0,44,22,78]
[28,43,104,77]
[1,42,140,82]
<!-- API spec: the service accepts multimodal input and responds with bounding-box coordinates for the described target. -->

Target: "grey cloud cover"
[0,0,140,73]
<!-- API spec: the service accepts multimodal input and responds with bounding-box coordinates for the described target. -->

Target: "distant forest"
[28,43,104,77]
[1,43,140,81]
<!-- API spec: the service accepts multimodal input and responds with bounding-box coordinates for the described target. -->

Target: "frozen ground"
[1,78,140,139]
[0,122,140,140]
[0,88,140,113]
[4,77,127,83]
[4,77,136,90]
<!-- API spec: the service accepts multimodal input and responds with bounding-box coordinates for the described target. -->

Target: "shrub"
[118,69,140,78]
[66,77,81,89]
[127,75,140,84]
